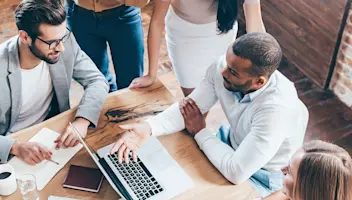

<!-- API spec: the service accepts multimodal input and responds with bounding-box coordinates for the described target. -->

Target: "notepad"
[8,128,83,190]
[63,165,103,193]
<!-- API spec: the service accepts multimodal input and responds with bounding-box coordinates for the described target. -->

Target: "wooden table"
[4,79,259,200]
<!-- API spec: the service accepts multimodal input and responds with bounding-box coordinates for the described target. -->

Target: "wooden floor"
[0,2,351,154]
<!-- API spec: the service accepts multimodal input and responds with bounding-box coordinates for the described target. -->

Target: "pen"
[48,159,60,165]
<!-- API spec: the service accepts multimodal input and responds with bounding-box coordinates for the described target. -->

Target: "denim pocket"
[117,7,141,22]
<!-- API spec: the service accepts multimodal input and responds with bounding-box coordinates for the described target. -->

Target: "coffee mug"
[0,164,17,196]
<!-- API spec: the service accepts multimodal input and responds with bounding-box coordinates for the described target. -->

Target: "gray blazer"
[0,35,109,163]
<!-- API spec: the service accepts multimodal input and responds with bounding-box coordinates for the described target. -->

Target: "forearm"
[76,80,108,127]
[194,129,247,184]
[243,0,266,33]
[147,15,165,78]
[146,103,185,136]
[195,122,286,185]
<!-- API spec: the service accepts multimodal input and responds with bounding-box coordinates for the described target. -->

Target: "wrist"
[10,141,20,156]
[74,117,90,127]
[147,73,157,79]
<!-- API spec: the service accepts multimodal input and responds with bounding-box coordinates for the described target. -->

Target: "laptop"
[69,123,193,200]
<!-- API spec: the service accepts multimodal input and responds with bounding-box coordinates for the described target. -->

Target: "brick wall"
[330,5,352,107]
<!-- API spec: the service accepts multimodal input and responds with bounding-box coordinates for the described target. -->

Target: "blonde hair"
[294,140,352,200]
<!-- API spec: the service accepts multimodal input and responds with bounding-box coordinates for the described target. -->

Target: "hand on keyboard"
[110,121,152,164]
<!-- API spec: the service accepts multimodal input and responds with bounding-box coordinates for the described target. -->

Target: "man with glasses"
[0,0,109,165]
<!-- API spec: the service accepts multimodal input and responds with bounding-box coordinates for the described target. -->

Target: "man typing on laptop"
[110,33,309,198]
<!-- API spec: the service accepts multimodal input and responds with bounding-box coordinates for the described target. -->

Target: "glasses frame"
[35,27,71,50]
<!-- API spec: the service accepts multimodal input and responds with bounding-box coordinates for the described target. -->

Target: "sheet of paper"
[48,196,79,200]
[9,128,83,190]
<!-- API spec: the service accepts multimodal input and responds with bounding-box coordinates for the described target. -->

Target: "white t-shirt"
[10,61,54,133]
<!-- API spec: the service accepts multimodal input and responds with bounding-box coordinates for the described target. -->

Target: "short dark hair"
[232,32,282,77]
[15,0,66,39]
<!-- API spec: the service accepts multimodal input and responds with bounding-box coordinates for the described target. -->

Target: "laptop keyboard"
[108,153,164,200]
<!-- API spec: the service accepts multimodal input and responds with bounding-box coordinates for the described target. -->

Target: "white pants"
[165,6,238,88]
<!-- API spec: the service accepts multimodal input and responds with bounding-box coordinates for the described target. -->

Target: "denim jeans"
[65,2,144,92]
[216,125,283,198]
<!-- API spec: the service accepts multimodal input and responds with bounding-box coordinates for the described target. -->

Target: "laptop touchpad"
[145,149,174,171]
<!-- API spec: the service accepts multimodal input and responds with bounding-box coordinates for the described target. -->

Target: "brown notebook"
[63,165,103,193]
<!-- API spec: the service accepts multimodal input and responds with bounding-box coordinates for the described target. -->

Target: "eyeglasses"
[36,27,71,50]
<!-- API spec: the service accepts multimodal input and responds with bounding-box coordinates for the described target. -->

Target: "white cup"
[0,164,17,196]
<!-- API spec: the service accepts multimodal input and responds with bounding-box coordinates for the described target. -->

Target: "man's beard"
[223,77,253,93]
[29,43,59,64]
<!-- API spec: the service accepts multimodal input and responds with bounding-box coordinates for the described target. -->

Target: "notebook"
[63,165,103,193]
[8,128,83,190]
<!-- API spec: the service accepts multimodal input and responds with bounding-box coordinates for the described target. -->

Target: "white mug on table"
[0,164,17,196]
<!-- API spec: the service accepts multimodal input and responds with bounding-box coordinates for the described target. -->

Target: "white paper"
[48,196,79,200]
[9,128,83,190]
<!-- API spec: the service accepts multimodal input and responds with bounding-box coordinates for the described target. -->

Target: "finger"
[73,140,80,147]
[132,150,137,162]
[180,99,187,108]
[129,81,139,89]
[118,145,127,164]
[119,124,134,131]
[110,139,124,154]
[187,98,197,107]
[187,99,200,114]
[124,148,130,164]
[55,130,70,149]
[38,145,52,160]
[54,135,62,148]
[184,101,192,116]
[180,107,187,120]
[64,134,75,147]
[34,148,45,161]
[30,153,41,164]
[179,102,186,115]
[69,137,79,147]
[35,154,43,164]
[25,158,36,166]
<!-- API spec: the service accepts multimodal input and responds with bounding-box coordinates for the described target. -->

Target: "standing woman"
[129,0,265,97]
[65,0,149,92]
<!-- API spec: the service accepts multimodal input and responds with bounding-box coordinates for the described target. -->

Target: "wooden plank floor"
[0,1,351,154]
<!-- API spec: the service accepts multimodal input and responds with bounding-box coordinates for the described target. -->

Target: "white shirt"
[10,61,54,133]
[147,56,308,184]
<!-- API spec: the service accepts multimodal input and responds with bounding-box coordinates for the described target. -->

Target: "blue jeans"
[216,125,283,198]
[65,2,144,92]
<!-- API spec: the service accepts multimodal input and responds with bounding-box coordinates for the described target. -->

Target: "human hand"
[54,118,90,149]
[110,121,152,163]
[10,141,52,165]
[179,98,206,136]
[129,75,156,89]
